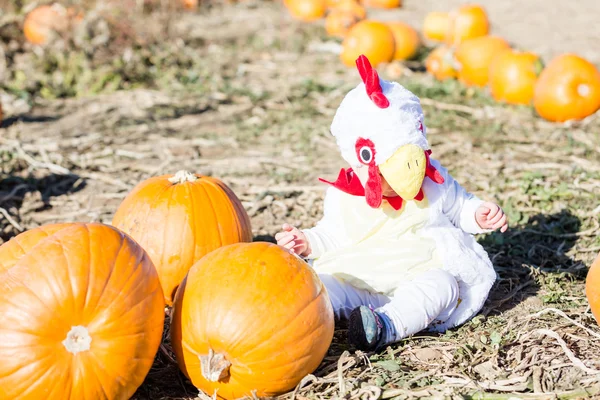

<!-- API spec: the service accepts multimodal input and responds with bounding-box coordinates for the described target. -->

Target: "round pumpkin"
[170,242,334,399]
[362,0,401,9]
[0,222,165,400]
[182,0,198,9]
[533,54,600,122]
[285,0,327,22]
[423,11,449,42]
[112,170,252,306]
[489,49,543,105]
[425,45,458,81]
[386,22,421,61]
[445,4,489,46]
[455,35,511,87]
[23,4,69,45]
[325,9,362,37]
[586,253,600,324]
[341,20,395,67]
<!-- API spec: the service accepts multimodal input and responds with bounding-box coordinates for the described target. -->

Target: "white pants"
[319,269,460,342]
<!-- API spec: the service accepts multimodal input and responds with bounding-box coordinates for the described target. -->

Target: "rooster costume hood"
[304,55,497,332]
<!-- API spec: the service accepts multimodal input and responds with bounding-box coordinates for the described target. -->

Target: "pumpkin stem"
[168,170,198,184]
[199,349,231,382]
[62,326,92,354]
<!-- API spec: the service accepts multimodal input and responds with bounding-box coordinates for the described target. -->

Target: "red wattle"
[365,164,383,208]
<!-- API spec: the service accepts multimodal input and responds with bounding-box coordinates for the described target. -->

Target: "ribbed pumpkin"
[386,22,421,61]
[170,242,334,399]
[445,4,489,46]
[23,4,69,45]
[0,223,165,400]
[533,54,600,122]
[341,20,395,67]
[285,0,327,22]
[455,36,511,87]
[423,11,449,42]
[489,49,543,105]
[586,253,600,324]
[425,46,458,81]
[112,170,252,306]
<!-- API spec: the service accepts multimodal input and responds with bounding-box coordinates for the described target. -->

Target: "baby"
[275,55,507,351]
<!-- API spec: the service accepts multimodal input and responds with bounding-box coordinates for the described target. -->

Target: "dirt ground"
[1,1,600,399]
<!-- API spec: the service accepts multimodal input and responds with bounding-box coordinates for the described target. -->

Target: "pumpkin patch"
[23,4,70,45]
[112,170,252,306]
[170,241,335,399]
[0,223,164,400]
[455,35,511,87]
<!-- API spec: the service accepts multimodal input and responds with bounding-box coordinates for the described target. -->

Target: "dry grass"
[1,1,600,399]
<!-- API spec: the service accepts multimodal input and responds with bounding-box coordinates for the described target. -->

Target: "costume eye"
[359,146,373,164]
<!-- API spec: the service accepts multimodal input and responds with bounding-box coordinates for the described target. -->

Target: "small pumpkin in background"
[23,3,70,45]
[386,22,421,61]
[0,223,165,400]
[423,11,449,42]
[361,0,401,9]
[455,35,510,87]
[325,9,362,37]
[332,0,367,19]
[182,0,199,9]
[341,20,395,67]
[285,0,327,22]
[112,170,252,306]
[170,242,334,399]
[586,253,600,325]
[425,45,458,81]
[489,49,543,105]
[445,4,489,46]
[533,53,600,122]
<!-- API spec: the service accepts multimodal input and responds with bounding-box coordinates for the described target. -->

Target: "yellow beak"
[379,144,426,200]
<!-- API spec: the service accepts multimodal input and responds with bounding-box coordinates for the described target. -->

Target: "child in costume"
[275,55,508,351]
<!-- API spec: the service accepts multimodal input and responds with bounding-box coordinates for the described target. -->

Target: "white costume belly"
[312,197,442,295]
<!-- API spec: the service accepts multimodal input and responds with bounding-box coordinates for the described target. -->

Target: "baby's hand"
[275,223,311,257]
[475,202,508,233]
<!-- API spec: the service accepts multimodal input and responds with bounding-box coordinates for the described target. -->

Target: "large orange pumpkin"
[112,170,252,306]
[23,4,69,45]
[0,223,165,400]
[425,45,457,81]
[285,0,327,22]
[445,4,489,46]
[586,253,600,324]
[386,22,421,61]
[423,11,449,42]
[170,242,334,399]
[341,20,395,67]
[533,54,600,122]
[455,36,511,87]
[489,49,543,105]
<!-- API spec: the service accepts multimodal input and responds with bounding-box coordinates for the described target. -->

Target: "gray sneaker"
[347,305,394,351]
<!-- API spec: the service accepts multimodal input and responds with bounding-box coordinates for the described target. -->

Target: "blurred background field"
[1,0,600,399]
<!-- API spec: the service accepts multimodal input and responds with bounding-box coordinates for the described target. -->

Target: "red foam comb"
[356,55,390,109]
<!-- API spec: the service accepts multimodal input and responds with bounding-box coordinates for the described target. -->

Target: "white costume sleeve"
[435,161,490,235]
[302,187,351,259]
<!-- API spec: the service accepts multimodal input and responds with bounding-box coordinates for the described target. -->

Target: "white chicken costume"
[302,55,497,350]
